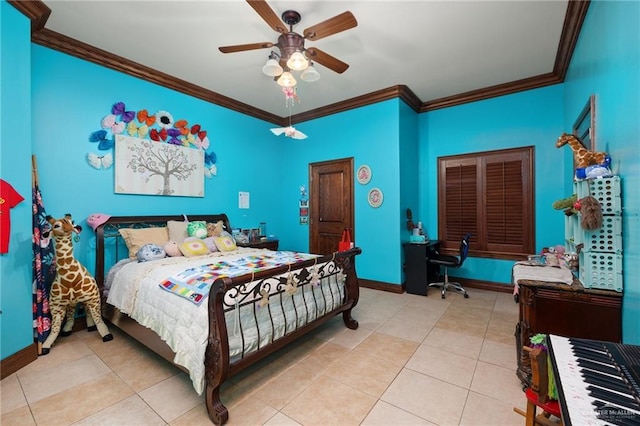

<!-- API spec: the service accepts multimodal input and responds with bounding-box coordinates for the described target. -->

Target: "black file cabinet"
[403,241,441,296]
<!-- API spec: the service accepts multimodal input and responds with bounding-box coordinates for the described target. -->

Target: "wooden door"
[309,158,354,255]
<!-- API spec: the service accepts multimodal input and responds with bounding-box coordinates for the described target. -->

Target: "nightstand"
[237,240,279,251]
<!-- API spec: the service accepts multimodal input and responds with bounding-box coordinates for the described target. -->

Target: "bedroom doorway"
[309,157,354,255]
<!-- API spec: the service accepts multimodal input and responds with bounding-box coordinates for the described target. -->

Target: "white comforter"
[106,248,342,394]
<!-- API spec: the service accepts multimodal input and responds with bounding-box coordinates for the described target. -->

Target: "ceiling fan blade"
[247,0,287,34]
[219,42,274,54]
[303,11,357,41]
[305,47,349,74]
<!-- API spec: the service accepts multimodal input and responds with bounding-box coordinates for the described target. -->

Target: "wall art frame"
[357,165,372,185]
[115,135,204,197]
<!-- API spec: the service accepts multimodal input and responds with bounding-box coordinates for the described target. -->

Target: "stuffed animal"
[87,213,111,231]
[164,240,182,257]
[576,196,603,230]
[576,155,613,180]
[555,133,608,169]
[552,194,578,216]
[202,236,218,252]
[187,221,208,239]
[136,243,166,262]
[207,220,225,237]
[42,214,113,354]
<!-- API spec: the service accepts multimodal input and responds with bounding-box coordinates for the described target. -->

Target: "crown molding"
[554,0,590,79]
[30,28,282,125]
[11,0,589,125]
[8,0,50,31]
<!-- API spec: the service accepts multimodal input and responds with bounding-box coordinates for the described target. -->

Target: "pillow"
[179,237,210,257]
[164,240,183,257]
[167,220,189,242]
[213,231,237,252]
[119,227,169,259]
[187,221,208,239]
[136,243,166,262]
[202,236,219,253]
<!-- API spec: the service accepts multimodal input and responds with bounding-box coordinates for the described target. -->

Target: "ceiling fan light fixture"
[262,58,283,77]
[286,51,309,71]
[277,71,297,87]
[300,64,320,82]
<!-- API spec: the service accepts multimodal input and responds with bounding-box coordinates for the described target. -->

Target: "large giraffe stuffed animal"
[555,132,608,169]
[42,214,112,354]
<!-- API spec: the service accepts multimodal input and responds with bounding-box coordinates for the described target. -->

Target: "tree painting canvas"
[115,135,204,197]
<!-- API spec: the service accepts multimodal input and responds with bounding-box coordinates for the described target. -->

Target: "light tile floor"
[1,287,528,425]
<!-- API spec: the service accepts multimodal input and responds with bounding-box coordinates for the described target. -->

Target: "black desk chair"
[428,234,471,299]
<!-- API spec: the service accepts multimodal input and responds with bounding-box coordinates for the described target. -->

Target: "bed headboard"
[94,214,233,292]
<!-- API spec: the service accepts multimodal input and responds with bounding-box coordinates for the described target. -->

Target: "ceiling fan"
[218,0,358,75]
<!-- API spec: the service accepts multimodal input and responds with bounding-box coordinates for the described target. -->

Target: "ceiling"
[14,0,587,125]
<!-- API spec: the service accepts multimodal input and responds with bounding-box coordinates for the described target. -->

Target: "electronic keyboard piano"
[548,334,640,425]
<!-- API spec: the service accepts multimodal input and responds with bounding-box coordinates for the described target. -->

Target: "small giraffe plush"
[42,214,113,354]
[555,133,608,169]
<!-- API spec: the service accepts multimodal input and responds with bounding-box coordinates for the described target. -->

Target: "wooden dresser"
[515,278,622,387]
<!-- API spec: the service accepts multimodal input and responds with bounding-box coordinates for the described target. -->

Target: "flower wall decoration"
[87,101,217,177]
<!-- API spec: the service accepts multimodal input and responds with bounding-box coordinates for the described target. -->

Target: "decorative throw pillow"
[164,240,183,257]
[213,231,237,252]
[119,227,169,259]
[187,221,208,239]
[179,237,210,257]
[167,220,189,242]
[136,243,166,262]
[202,236,219,252]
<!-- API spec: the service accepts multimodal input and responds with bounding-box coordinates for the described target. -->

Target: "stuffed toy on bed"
[164,240,182,257]
[137,243,166,262]
[207,220,225,237]
[187,221,208,239]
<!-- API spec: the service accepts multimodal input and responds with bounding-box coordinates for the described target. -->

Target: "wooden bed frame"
[94,214,361,425]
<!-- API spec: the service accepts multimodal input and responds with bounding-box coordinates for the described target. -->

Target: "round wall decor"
[368,188,383,208]
[357,165,372,185]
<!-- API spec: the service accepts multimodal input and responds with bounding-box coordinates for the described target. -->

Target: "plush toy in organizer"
[42,214,113,354]
[137,243,166,262]
[575,196,603,230]
[552,194,578,216]
[555,133,608,169]
[576,155,613,180]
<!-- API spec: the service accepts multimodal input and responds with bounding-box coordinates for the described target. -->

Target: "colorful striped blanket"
[159,251,319,305]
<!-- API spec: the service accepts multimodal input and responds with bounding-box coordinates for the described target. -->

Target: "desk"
[403,241,441,296]
[515,277,622,387]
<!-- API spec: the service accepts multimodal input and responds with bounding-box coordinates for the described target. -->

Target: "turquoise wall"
[2,0,638,360]
[399,100,420,244]
[281,100,404,284]
[0,0,34,359]
[419,85,565,284]
[562,0,640,344]
[30,48,406,287]
[30,45,286,273]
